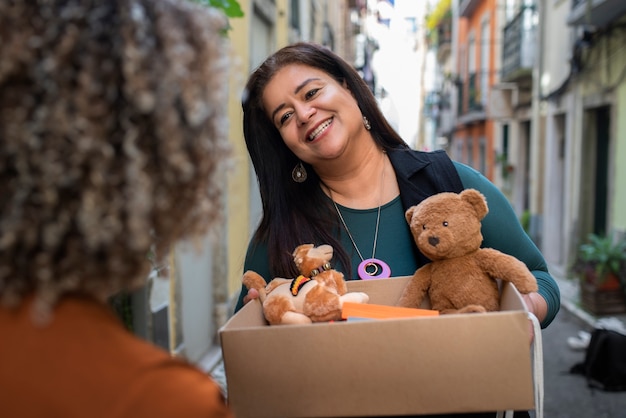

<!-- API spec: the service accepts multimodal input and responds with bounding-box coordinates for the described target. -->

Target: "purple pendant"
[358,258,391,280]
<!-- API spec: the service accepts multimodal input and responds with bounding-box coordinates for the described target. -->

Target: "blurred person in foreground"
[0,0,233,417]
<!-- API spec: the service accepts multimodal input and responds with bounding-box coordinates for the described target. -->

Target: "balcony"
[424,91,441,119]
[501,5,536,87]
[458,72,486,125]
[568,0,626,28]
[436,21,452,62]
[467,72,483,112]
[426,0,452,62]
[459,0,480,18]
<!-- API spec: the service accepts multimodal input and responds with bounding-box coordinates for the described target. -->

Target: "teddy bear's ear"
[405,206,416,224]
[460,189,489,220]
[293,243,314,257]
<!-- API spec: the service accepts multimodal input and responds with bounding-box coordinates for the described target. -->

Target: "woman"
[0,0,232,417]
[237,41,559,325]
[237,42,558,418]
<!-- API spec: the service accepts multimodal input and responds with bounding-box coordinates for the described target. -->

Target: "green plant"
[192,0,244,34]
[573,233,626,285]
[193,0,244,18]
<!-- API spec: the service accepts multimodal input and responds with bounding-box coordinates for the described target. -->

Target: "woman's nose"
[295,104,316,125]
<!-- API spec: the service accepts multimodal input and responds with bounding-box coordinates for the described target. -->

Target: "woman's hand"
[522,291,547,343]
[242,288,260,305]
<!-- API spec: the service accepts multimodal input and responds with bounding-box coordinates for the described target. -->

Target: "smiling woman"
[237,41,559,315]
[240,43,406,284]
[236,41,560,417]
[237,40,558,313]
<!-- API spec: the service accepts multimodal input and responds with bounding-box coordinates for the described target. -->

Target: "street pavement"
[538,277,626,418]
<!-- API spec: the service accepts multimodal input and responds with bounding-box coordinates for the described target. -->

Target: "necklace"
[330,155,392,280]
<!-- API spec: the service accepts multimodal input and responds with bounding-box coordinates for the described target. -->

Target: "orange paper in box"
[342,302,439,320]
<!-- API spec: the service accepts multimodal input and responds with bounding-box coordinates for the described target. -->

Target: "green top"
[236,161,560,328]
[332,196,417,279]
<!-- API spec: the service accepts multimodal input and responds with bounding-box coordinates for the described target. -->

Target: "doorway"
[580,105,610,236]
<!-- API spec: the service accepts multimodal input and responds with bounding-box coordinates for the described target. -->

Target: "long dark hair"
[242,42,408,278]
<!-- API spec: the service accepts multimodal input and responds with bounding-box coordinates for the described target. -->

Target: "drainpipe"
[450,0,459,144]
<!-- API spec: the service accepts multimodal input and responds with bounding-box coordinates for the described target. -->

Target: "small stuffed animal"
[397,189,538,314]
[242,244,370,325]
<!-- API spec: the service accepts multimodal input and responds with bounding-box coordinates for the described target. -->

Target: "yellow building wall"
[614,81,626,231]
[276,0,289,47]
[226,0,290,301]
[577,32,626,233]
[226,1,251,301]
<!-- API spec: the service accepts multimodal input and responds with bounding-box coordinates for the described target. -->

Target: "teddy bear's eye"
[422,224,427,230]
[443,221,448,227]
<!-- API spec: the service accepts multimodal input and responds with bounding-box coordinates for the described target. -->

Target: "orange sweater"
[0,294,233,418]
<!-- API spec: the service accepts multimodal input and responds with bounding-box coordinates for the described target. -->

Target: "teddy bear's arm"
[396,265,432,308]
[475,249,538,294]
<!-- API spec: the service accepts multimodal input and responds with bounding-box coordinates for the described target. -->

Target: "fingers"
[243,288,260,305]
[522,292,547,324]
[522,293,545,345]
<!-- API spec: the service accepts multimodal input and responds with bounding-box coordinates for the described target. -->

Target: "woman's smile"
[307,118,333,142]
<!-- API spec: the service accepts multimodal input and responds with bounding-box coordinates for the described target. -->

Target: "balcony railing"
[436,20,452,62]
[501,5,536,82]
[468,72,482,112]
[437,22,452,49]
[569,0,626,28]
[459,0,480,18]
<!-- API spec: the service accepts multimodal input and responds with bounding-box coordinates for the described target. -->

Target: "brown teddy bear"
[397,189,538,314]
[242,244,370,325]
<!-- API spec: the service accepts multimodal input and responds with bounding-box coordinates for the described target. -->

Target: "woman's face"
[262,64,367,165]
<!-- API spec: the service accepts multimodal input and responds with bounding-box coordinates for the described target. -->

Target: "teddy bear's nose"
[428,236,439,247]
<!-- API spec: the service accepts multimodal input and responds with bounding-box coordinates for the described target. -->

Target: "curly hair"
[0,0,230,311]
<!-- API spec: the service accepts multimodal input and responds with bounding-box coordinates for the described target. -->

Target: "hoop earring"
[363,116,371,130]
[292,161,307,183]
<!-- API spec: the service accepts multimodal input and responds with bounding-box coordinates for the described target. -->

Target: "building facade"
[452,0,500,181]
[540,0,626,277]
[428,0,626,300]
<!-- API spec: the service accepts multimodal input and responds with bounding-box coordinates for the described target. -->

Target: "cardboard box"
[219,276,535,417]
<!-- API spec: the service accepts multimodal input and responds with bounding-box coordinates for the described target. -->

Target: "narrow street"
[540,308,626,418]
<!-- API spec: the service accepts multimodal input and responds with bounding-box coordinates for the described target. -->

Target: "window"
[468,33,476,75]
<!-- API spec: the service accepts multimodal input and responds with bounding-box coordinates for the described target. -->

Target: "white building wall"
[539,0,577,275]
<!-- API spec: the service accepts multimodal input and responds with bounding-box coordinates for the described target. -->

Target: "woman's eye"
[279,111,293,126]
[305,88,320,100]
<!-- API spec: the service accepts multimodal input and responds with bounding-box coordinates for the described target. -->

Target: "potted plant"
[572,232,626,314]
